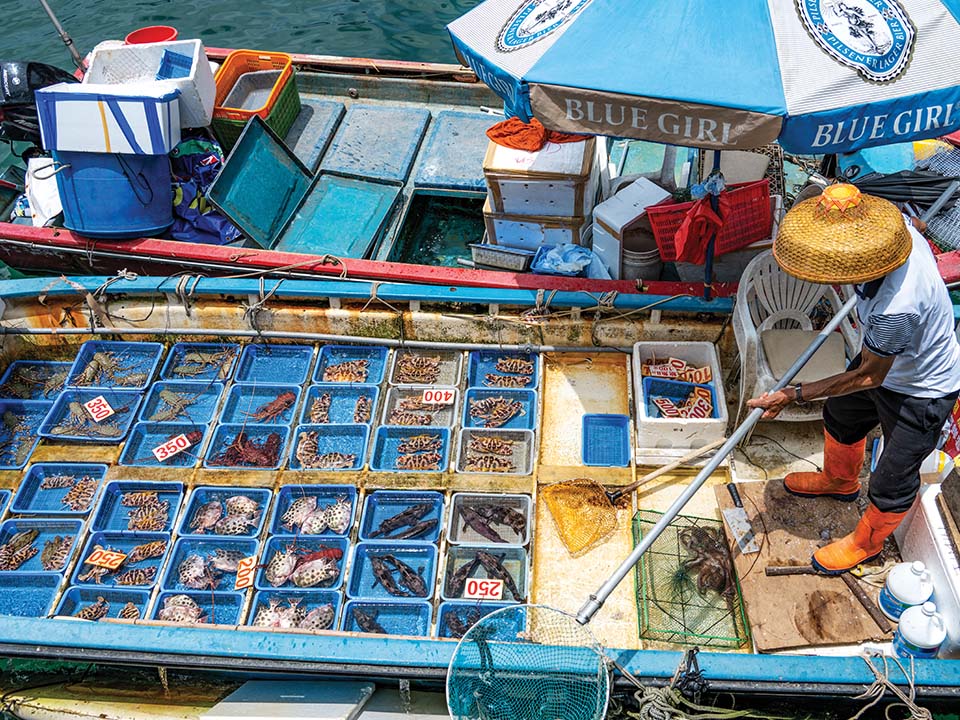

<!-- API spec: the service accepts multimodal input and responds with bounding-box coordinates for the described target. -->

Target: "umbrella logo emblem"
[497,0,593,52]
[796,0,915,82]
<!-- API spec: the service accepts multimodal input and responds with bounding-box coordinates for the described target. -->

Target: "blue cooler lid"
[414,110,499,192]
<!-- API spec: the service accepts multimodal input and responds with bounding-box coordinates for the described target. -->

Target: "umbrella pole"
[703,151,722,301]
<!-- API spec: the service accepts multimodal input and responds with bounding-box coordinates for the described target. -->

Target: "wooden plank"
[940,467,960,530]
[937,493,960,564]
[715,480,889,652]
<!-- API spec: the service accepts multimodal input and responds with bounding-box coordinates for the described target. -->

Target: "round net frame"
[446,604,611,720]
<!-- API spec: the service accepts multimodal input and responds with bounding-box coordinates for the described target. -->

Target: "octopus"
[678,526,736,598]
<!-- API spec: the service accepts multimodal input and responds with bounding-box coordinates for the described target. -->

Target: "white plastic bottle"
[893,602,947,659]
[879,561,935,620]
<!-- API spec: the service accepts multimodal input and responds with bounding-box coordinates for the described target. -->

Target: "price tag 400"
[421,388,456,405]
[462,578,504,601]
[84,548,127,570]
[152,433,193,462]
[83,395,115,422]
[234,556,258,590]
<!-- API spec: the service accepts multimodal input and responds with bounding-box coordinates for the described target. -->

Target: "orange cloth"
[485,117,591,151]
[672,195,730,264]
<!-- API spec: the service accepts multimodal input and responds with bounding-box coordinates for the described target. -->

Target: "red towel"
[673,195,730,264]
[486,117,590,151]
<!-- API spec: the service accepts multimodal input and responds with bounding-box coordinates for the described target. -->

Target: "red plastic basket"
[646,179,772,262]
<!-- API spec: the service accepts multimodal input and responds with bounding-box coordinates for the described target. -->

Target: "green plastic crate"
[212,71,301,152]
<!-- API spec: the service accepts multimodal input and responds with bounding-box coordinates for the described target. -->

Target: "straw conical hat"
[774,184,911,284]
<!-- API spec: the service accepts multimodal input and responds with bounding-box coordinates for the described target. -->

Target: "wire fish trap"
[633,509,749,649]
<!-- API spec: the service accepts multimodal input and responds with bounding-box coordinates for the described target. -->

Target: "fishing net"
[446,605,611,720]
[540,479,619,555]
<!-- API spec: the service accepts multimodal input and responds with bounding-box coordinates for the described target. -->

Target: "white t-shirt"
[855,223,960,397]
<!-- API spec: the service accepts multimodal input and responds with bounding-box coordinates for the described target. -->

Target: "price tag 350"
[83,395,115,422]
[421,388,455,405]
[234,556,258,590]
[463,577,504,601]
[84,548,127,570]
[153,433,193,462]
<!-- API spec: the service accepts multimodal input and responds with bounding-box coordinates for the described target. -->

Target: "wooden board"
[937,493,960,563]
[715,481,889,652]
[940,468,960,530]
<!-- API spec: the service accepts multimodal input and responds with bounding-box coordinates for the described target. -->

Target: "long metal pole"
[37,0,84,70]
[577,292,859,624]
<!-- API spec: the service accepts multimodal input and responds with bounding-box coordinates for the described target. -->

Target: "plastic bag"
[25,157,63,227]
[531,243,593,276]
[169,137,240,245]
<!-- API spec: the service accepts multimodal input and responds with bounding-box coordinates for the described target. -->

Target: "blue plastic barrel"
[51,151,173,239]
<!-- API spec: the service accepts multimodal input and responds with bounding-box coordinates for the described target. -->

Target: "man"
[747,184,960,574]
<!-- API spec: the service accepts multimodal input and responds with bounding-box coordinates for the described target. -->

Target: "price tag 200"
[84,548,127,570]
[83,395,115,422]
[421,388,456,405]
[234,556,258,590]
[152,433,193,462]
[463,577,504,601]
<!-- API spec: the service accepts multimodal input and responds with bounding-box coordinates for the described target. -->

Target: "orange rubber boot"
[783,431,864,502]
[811,504,907,575]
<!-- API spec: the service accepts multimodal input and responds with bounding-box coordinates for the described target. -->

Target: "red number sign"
[83,395,115,422]
[152,433,193,462]
[463,578,504,601]
[421,388,456,405]
[234,556,258,590]
[84,548,127,570]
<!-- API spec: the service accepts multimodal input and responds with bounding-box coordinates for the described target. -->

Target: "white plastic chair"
[732,250,861,424]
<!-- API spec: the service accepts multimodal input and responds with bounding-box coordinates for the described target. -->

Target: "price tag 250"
[421,388,455,405]
[83,395,115,422]
[152,433,193,462]
[234,556,258,590]
[463,577,504,601]
[84,548,127,570]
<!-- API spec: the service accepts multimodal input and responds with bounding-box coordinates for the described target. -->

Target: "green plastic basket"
[212,71,301,152]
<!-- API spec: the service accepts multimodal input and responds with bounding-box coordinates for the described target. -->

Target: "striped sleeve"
[863,312,920,356]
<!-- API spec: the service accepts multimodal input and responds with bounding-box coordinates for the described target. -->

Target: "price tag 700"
[421,388,456,405]
[234,556,258,590]
[83,395,115,422]
[462,578,504,601]
[84,548,127,570]
[152,433,193,462]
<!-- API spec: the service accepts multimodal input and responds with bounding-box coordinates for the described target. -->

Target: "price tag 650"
[463,578,504,601]
[234,556,258,590]
[152,433,193,462]
[84,548,127,570]
[421,388,456,405]
[83,395,115,422]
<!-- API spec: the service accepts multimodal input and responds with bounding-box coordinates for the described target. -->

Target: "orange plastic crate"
[213,50,293,121]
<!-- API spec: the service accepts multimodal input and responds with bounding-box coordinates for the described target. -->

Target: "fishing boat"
[0,272,957,714]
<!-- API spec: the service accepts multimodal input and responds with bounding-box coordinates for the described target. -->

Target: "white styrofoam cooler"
[483,197,589,250]
[83,39,216,128]
[483,138,598,218]
[35,82,181,155]
[893,484,960,657]
[591,177,671,279]
[633,341,728,450]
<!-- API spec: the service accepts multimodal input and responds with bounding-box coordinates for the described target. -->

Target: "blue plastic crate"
[156,49,193,80]
[288,424,368,471]
[642,377,718,419]
[65,341,163,390]
[0,518,83,574]
[340,599,431,636]
[346,541,437,601]
[178,486,272,537]
[220,384,301,426]
[71,531,171,588]
[358,490,444,544]
[0,361,72,400]
[118,422,208,468]
[314,345,388,385]
[248,589,342,629]
[581,414,631,467]
[299,384,379,425]
[0,400,51,469]
[463,389,537,431]
[153,590,245,625]
[138,381,224,424]
[203,424,290,470]
[235,344,314,385]
[436,601,520,639]
[54,587,151,620]
[440,545,527,603]
[0,489,10,516]
[90,481,184,533]
[466,351,539,390]
[11,463,108,516]
[0,572,61,617]
[269,484,357,536]
[38,389,143,443]
[161,536,260,592]
[370,426,450,473]
[256,536,349,591]
[160,343,240,382]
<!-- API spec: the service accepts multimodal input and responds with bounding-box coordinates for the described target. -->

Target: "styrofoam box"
[633,341,727,450]
[591,177,672,280]
[83,39,216,129]
[893,484,960,657]
[484,197,589,250]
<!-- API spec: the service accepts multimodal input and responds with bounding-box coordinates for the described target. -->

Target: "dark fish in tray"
[370,555,410,597]
[458,505,507,543]
[447,556,481,598]
[389,519,438,540]
[369,502,432,538]
[352,606,386,634]
[476,551,523,601]
[382,554,429,598]
[445,607,482,639]
[474,503,527,536]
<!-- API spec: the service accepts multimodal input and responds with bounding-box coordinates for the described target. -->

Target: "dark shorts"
[823,362,958,512]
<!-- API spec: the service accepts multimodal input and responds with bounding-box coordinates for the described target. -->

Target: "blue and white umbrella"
[448,0,960,153]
